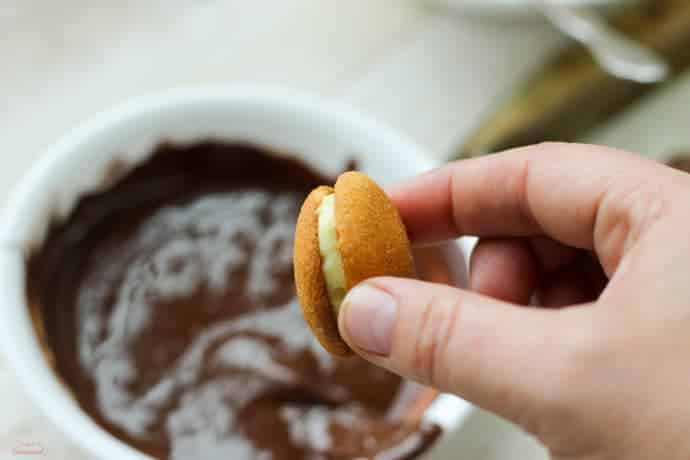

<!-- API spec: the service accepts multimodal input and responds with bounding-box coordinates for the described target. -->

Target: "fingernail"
[341,284,397,356]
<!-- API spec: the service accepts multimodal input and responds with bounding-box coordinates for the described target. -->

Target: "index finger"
[390,143,674,252]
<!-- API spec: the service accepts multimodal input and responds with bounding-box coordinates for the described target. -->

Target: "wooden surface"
[3,1,689,458]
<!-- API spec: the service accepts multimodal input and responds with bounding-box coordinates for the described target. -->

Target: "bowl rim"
[0,85,475,460]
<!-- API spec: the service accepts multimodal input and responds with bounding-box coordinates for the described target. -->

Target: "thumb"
[338,277,593,422]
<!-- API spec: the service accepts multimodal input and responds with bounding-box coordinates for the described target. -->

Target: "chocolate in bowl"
[25,141,442,460]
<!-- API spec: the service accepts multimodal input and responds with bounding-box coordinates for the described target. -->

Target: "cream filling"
[317,194,347,314]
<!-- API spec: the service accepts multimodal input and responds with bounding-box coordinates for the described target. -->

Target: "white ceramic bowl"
[0,86,474,460]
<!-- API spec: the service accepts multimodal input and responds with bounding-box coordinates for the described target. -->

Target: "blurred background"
[3,1,690,458]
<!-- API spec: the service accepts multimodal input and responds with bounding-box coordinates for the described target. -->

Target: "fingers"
[537,261,601,308]
[528,236,580,273]
[390,143,672,272]
[413,242,468,288]
[470,238,538,305]
[469,236,595,306]
[338,277,594,422]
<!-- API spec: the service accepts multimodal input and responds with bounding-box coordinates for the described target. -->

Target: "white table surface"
[2,1,689,459]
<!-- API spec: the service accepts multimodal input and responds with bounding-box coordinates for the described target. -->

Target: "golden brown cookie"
[293,172,414,356]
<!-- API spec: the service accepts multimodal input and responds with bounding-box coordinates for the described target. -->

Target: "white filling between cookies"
[317,194,347,314]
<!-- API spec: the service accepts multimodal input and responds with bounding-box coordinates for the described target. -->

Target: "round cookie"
[335,172,415,291]
[294,185,351,356]
[293,172,414,356]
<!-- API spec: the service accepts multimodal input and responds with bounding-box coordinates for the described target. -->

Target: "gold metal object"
[456,1,690,159]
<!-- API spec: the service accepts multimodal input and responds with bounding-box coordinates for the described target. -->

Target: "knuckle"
[533,141,568,153]
[528,141,574,161]
[410,293,463,388]
[595,181,667,271]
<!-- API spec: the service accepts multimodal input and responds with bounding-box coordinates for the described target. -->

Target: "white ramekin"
[0,86,474,459]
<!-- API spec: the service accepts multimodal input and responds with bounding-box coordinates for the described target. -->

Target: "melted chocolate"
[26,142,440,460]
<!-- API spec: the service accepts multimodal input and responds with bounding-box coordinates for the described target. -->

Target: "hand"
[337,143,690,460]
